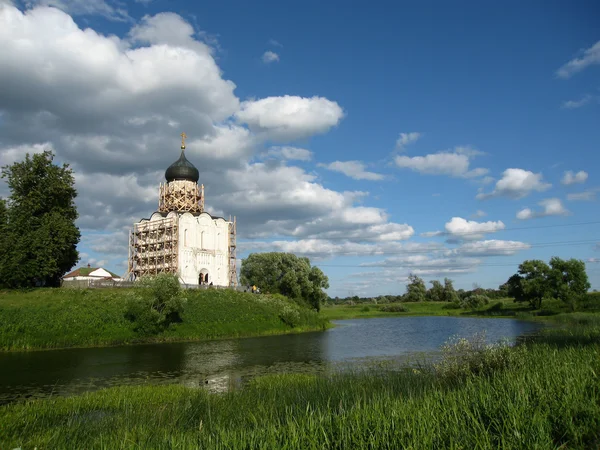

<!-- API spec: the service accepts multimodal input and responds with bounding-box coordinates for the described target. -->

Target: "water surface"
[0,316,543,404]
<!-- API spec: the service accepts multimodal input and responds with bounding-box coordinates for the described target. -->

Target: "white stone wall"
[178,212,230,286]
[139,211,231,286]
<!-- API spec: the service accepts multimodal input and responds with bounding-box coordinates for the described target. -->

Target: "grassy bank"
[1,323,599,448]
[322,293,600,321]
[0,288,328,351]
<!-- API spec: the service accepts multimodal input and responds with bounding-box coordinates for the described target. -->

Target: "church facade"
[127,134,237,287]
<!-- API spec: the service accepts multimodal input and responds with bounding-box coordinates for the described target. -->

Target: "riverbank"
[0,288,329,352]
[321,294,600,321]
[1,319,598,448]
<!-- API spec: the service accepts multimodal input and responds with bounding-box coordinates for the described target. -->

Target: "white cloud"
[561,170,588,185]
[395,132,421,150]
[477,168,551,200]
[318,160,384,180]
[567,189,598,201]
[235,95,345,141]
[516,198,570,220]
[471,210,486,218]
[23,0,131,21]
[556,40,600,79]
[266,146,312,161]
[361,254,482,277]
[449,240,531,257]
[268,39,282,47]
[562,95,593,109]
[262,50,279,63]
[394,147,488,179]
[241,240,442,259]
[421,217,505,241]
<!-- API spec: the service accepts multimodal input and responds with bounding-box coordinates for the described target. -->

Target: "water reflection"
[0,317,543,404]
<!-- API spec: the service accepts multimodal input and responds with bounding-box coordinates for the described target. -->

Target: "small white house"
[62,265,122,283]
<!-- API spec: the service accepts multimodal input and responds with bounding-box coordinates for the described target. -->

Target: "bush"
[434,332,514,380]
[125,273,187,335]
[461,294,490,309]
[379,303,408,313]
[360,306,370,312]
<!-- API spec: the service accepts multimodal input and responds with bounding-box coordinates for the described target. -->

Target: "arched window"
[184,229,188,247]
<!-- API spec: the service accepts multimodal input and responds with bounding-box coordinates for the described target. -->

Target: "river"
[0,316,543,405]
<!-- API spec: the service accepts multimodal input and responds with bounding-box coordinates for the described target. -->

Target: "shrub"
[360,306,370,312]
[379,303,408,313]
[125,273,187,335]
[461,294,490,309]
[434,332,514,380]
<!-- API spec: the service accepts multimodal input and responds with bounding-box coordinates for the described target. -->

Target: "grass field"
[322,293,600,321]
[1,321,599,449]
[0,288,328,351]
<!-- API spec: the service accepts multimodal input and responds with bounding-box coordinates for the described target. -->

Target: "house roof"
[63,267,120,279]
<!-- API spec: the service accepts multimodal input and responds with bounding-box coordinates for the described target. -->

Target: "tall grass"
[0,289,328,351]
[1,325,599,449]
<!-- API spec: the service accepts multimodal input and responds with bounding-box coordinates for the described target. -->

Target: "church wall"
[177,212,231,286]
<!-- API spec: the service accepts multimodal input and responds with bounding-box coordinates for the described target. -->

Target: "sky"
[0,0,599,297]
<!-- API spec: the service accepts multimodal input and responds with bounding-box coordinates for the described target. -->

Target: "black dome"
[165,150,199,183]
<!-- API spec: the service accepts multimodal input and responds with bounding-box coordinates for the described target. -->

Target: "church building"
[127,133,237,287]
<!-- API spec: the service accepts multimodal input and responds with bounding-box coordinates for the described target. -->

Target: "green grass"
[0,288,329,351]
[323,293,600,321]
[1,323,599,449]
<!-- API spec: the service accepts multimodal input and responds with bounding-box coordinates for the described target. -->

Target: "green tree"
[426,280,444,302]
[0,151,80,288]
[507,260,551,309]
[240,252,329,311]
[548,257,590,311]
[443,278,460,303]
[404,273,426,302]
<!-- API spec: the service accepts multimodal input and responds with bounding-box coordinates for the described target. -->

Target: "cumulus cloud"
[421,217,505,241]
[235,95,344,141]
[516,198,570,220]
[561,170,588,185]
[562,95,593,109]
[261,50,279,63]
[361,254,482,277]
[240,240,442,259]
[0,4,417,284]
[318,160,384,180]
[477,168,551,200]
[394,147,488,179]
[266,146,312,161]
[395,132,421,150]
[449,240,531,257]
[556,40,600,79]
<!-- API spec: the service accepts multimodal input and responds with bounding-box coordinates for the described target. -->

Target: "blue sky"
[0,0,599,296]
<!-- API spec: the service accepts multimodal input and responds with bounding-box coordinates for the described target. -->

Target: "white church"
[127,133,237,287]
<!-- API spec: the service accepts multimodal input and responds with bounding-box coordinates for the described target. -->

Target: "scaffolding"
[228,216,238,287]
[128,216,179,279]
[158,180,204,214]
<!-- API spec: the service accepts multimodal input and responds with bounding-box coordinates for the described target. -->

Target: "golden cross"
[180,132,187,149]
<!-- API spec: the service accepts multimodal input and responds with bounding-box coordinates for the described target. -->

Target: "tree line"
[331,256,592,311]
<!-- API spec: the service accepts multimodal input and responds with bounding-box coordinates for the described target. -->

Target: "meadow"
[0,288,328,351]
[321,293,600,321]
[1,319,599,449]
